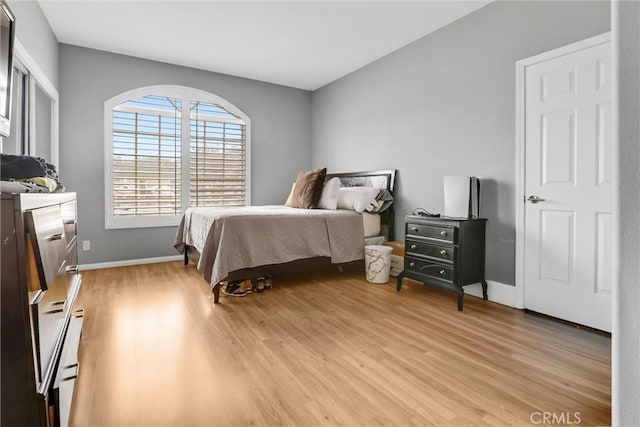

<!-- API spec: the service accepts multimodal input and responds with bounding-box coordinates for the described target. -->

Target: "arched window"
[104,85,250,229]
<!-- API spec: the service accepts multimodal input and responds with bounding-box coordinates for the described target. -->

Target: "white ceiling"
[39,0,491,91]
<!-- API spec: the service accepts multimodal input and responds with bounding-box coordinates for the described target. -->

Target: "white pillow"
[317,177,341,210]
[337,187,380,213]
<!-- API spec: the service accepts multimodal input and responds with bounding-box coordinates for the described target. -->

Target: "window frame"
[104,85,251,229]
[1,39,60,166]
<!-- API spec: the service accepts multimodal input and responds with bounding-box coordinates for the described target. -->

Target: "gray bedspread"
[174,205,365,288]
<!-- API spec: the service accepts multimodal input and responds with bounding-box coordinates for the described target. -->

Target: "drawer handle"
[440,230,447,237]
[51,300,66,306]
[410,226,418,232]
[439,269,446,275]
[73,309,85,318]
[410,244,417,250]
[62,362,80,382]
[49,233,63,241]
[440,250,447,256]
[64,219,77,225]
[66,265,79,273]
[409,262,415,267]
[45,308,64,314]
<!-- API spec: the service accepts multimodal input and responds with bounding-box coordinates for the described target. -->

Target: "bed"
[174,169,396,303]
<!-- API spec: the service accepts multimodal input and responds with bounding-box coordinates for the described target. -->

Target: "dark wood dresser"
[1,192,83,427]
[396,215,487,310]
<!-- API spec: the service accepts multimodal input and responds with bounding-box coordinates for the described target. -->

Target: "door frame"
[514,32,612,308]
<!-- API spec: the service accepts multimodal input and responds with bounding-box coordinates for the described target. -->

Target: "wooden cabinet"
[1,193,83,427]
[396,215,487,310]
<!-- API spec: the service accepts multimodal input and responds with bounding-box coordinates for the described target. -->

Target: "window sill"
[105,215,181,229]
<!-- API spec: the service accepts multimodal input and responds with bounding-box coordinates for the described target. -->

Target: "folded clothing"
[18,177,59,192]
[0,180,50,193]
[1,154,64,192]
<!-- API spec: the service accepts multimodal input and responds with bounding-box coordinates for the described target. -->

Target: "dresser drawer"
[405,256,454,283]
[53,310,84,427]
[25,205,67,290]
[406,222,457,243]
[33,256,81,384]
[406,239,455,263]
[60,200,77,252]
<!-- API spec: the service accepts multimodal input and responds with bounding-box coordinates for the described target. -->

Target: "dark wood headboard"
[325,169,397,241]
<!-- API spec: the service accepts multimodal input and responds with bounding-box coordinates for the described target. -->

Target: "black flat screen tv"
[0,1,15,138]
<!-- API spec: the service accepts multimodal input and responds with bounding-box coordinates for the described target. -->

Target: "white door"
[523,40,612,332]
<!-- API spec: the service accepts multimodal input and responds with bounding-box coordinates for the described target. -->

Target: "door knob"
[527,195,546,204]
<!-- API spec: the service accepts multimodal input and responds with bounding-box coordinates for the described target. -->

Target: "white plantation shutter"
[112,96,182,218]
[190,101,246,206]
[105,86,250,229]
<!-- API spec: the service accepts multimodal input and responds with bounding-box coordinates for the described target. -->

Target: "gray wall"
[6,0,59,88]
[311,0,611,285]
[613,0,640,424]
[59,44,312,264]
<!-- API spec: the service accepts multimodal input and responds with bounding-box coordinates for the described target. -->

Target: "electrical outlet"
[82,240,91,251]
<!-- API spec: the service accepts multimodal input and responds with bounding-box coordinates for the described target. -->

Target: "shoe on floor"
[255,277,265,293]
[264,275,273,290]
[241,279,253,294]
[222,280,247,297]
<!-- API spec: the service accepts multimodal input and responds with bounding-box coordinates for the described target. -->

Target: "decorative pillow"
[284,183,296,207]
[316,177,341,210]
[337,187,380,213]
[290,168,327,209]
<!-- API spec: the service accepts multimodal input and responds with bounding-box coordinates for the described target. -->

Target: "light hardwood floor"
[70,262,610,426]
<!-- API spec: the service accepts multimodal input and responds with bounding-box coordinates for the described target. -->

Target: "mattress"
[364,235,385,246]
[174,205,366,287]
[362,212,381,238]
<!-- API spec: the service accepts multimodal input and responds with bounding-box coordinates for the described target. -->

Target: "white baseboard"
[80,255,183,271]
[465,280,519,308]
